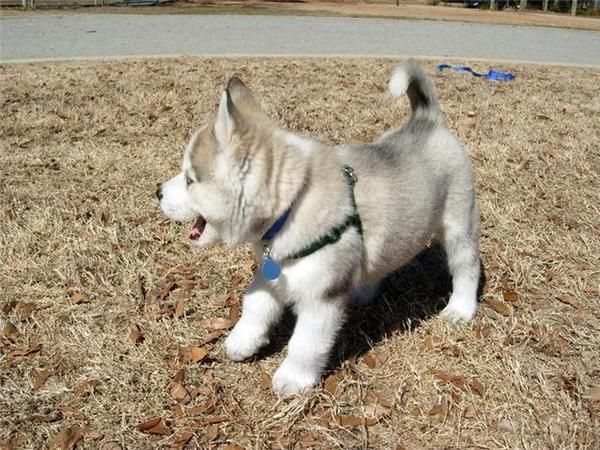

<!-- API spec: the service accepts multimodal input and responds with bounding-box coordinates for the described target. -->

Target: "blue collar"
[262,208,291,242]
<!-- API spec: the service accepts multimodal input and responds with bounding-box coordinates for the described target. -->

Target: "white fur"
[283,131,316,157]
[389,68,409,97]
[159,173,196,223]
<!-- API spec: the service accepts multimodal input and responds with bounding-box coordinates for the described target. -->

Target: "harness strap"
[289,165,363,260]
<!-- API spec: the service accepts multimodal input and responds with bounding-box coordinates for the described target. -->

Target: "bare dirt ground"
[2,1,600,31]
[1,57,599,449]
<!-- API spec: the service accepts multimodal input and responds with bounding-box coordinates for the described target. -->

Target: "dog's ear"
[226,77,264,115]
[214,76,265,148]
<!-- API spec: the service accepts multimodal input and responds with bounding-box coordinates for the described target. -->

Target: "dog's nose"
[155,184,163,201]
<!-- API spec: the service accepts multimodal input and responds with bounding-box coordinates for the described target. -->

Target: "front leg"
[225,276,284,361]
[272,296,346,396]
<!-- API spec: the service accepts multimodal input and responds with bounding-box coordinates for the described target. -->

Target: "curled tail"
[389,62,441,123]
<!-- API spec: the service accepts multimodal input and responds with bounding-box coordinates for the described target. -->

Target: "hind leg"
[350,281,381,305]
[439,197,480,323]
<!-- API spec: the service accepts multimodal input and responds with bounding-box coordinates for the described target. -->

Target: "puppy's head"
[157,77,280,247]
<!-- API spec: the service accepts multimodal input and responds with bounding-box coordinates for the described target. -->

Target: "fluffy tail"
[389,62,441,122]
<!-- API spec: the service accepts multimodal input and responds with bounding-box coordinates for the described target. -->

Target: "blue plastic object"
[438,64,515,81]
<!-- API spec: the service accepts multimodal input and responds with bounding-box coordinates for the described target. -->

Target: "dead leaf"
[48,426,84,450]
[577,430,593,445]
[176,279,197,289]
[469,379,485,397]
[502,290,519,303]
[484,298,511,316]
[364,403,390,423]
[428,398,449,419]
[323,373,341,395]
[335,414,365,428]
[538,333,568,356]
[136,417,172,435]
[174,298,186,318]
[186,398,216,416]
[230,273,246,287]
[423,335,443,349]
[365,391,393,409]
[297,432,322,448]
[170,381,192,404]
[69,291,87,304]
[431,369,467,390]
[2,321,19,339]
[228,304,241,323]
[536,114,551,121]
[199,330,225,346]
[0,436,18,450]
[128,324,144,344]
[202,424,219,442]
[9,343,42,358]
[85,430,103,441]
[362,353,377,369]
[542,146,556,158]
[171,405,185,417]
[204,317,234,331]
[463,405,477,418]
[73,379,101,397]
[31,368,53,390]
[223,445,245,450]
[475,325,491,339]
[173,368,186,383]
[150,282,177,302]
[584,385,600,401]
[171,431,194,449]
[100,441,121,450]
[309,411,334,428]
[556,295,580,309]
[182,347,208,364]
[31,411,63,423]
[57,405,86,420]
[583,286,599,296]
[202,415,229,425]
[188,385,201,400]
[2,300,17,314]
[443,344,463,357]
[260,372,271,390]
[14,302,38,320]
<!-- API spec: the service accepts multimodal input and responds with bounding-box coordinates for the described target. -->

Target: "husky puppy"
[157,63,480,396]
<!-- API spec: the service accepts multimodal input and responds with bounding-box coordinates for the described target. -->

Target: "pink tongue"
[188,216,206,240]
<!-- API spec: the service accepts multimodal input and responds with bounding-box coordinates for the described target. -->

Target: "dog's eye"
[185,174,194,187]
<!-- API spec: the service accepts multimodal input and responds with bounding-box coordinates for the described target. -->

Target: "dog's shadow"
[260,245,485,368]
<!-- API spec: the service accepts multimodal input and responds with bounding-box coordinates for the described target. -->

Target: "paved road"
[1,14,599,65]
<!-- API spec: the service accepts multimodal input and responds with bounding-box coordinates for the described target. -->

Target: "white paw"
[272,361,319,397]
[224,324,269,362]
[439,296,476,324]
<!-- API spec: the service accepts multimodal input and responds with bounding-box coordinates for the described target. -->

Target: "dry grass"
[0,57,599,449]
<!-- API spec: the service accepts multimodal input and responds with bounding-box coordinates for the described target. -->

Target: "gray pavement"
[1,14,599,65]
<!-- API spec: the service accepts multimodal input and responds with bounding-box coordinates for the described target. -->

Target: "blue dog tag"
[261,256,281,281]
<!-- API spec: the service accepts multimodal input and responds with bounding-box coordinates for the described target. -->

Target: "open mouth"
[188,215,207,241]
